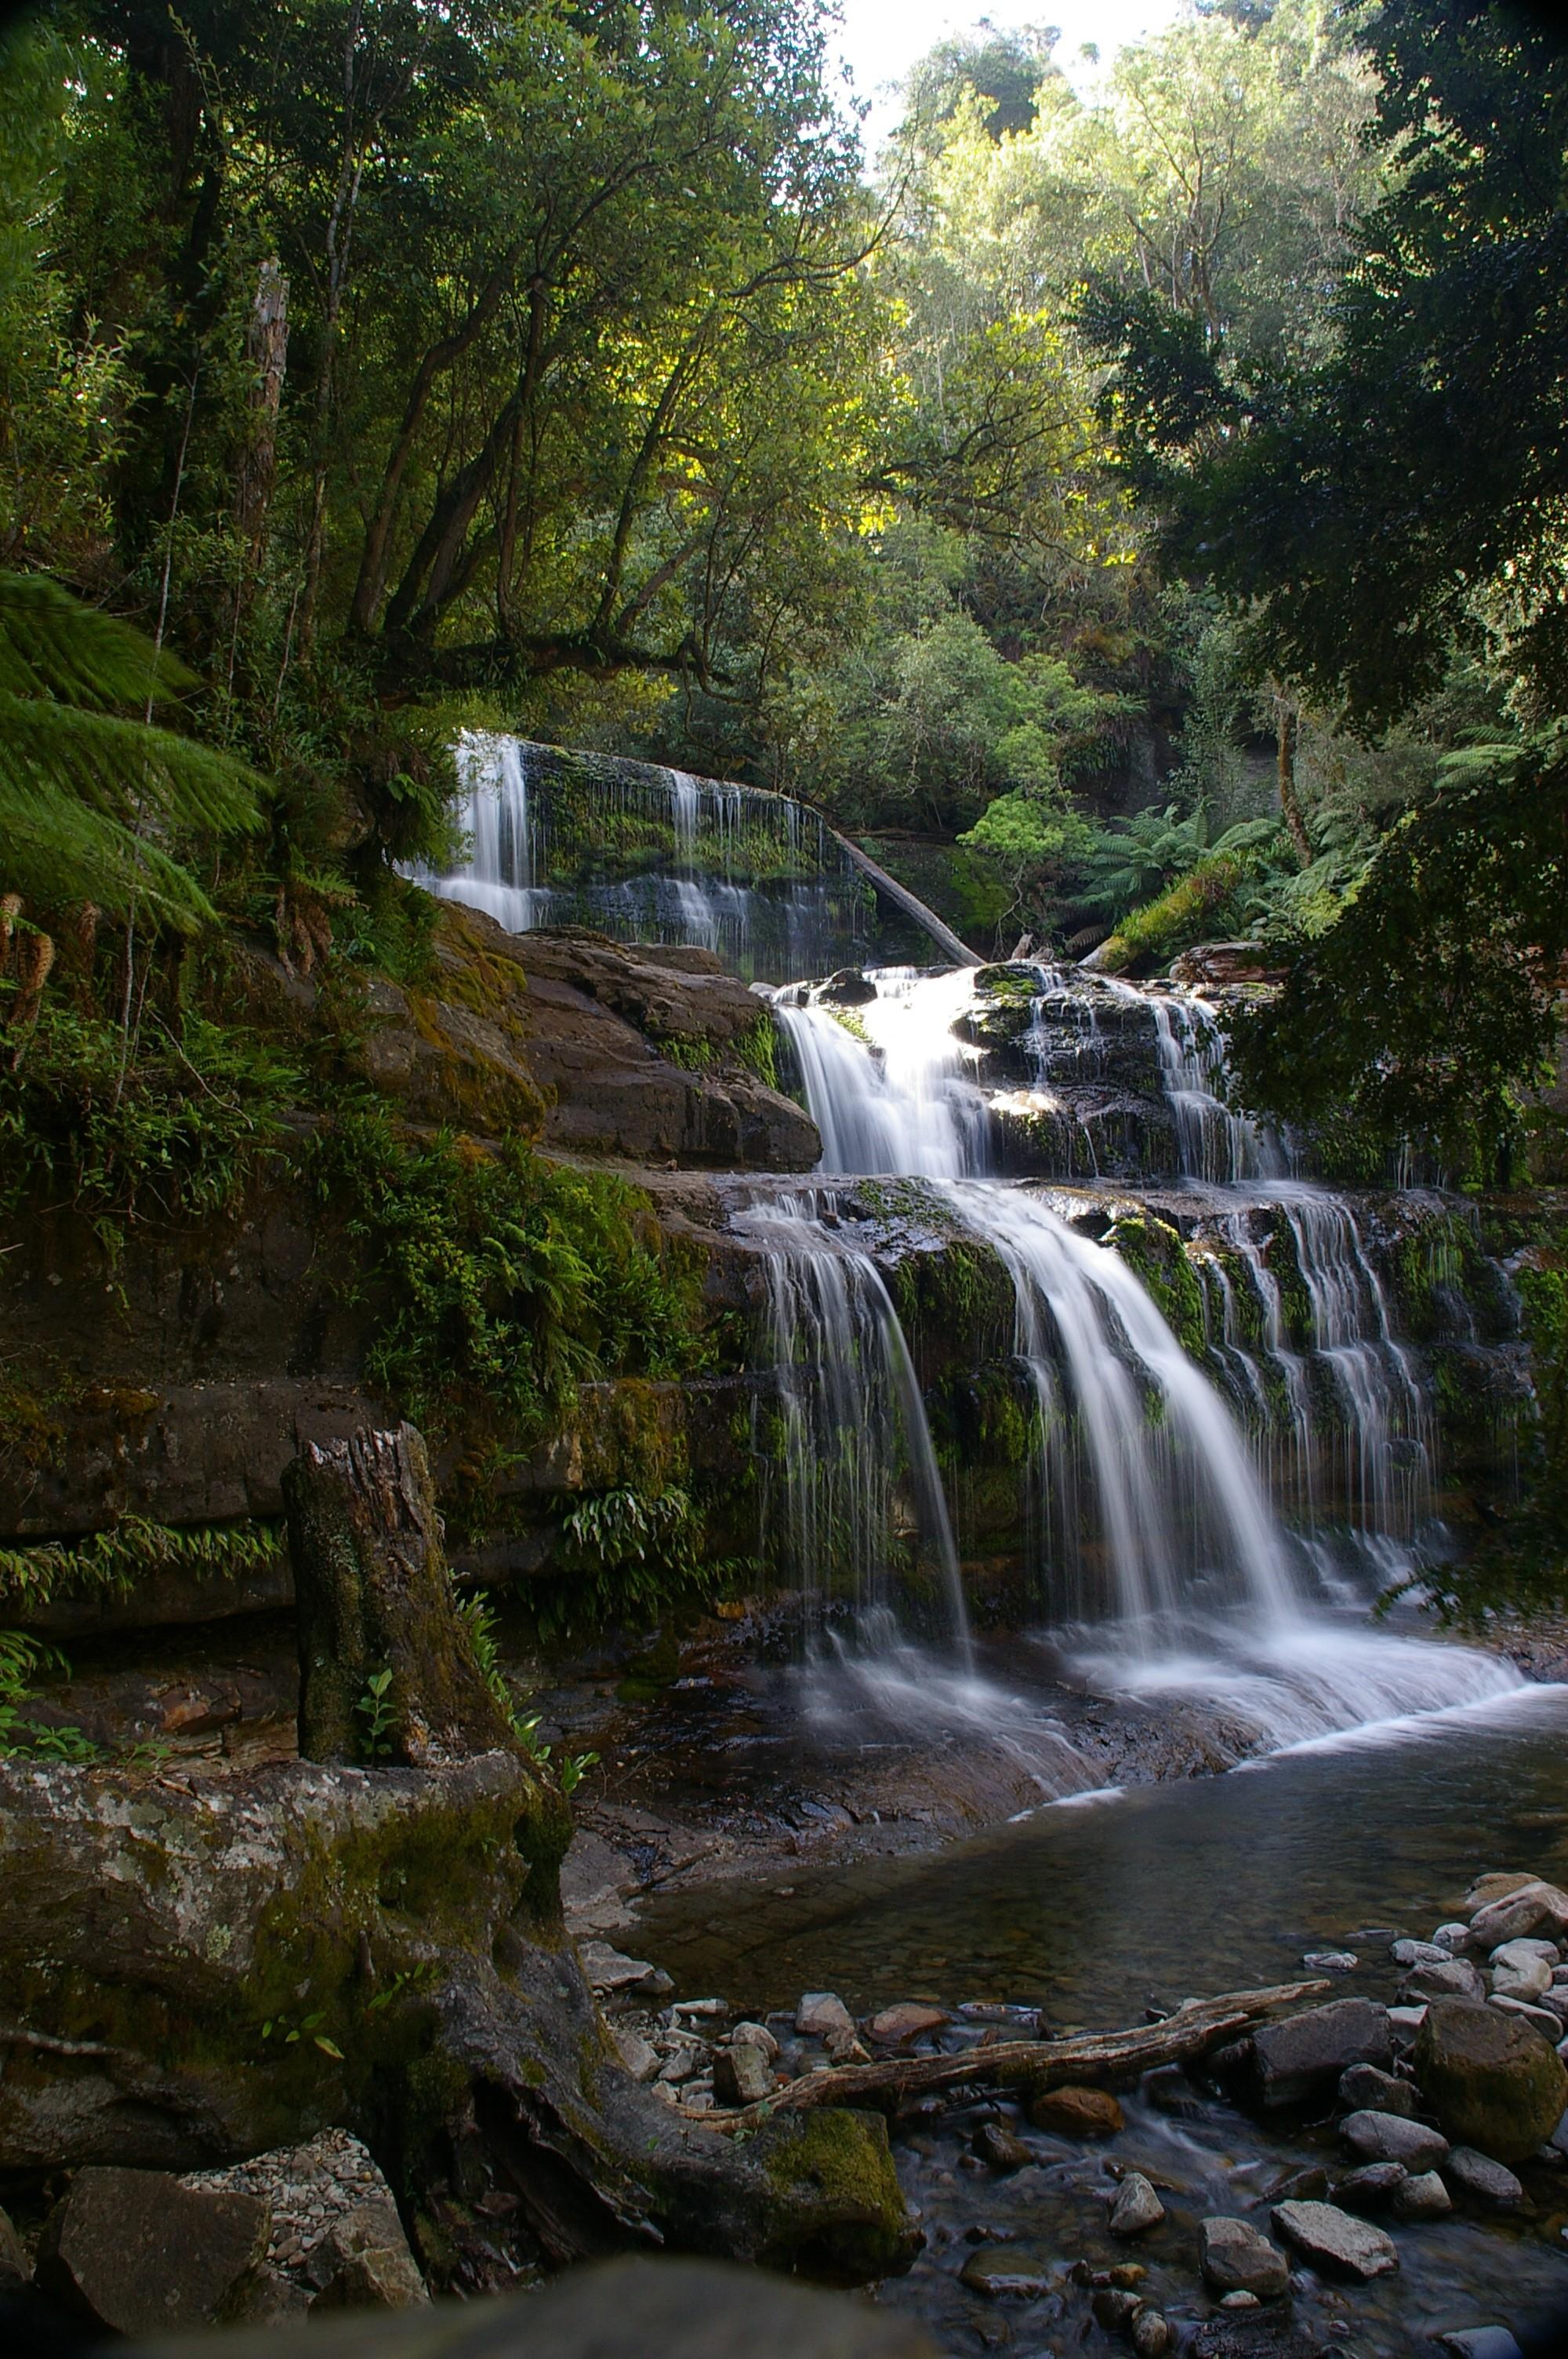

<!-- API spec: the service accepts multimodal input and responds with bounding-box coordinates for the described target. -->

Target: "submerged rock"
[972,2121,1033,2171]
[1414,1997,1568,2162]
[1271,2198,1399,2279]
[960,2247,1054,2297]
[1029,2086,1124,2137]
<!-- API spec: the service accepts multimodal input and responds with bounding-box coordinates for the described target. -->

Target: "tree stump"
[283,1423,516,1766]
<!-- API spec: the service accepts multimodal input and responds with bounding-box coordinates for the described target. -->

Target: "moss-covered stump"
[284,1424,515,1768]
[0,1753,917,2291]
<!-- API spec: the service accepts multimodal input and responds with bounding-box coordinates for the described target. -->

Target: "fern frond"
[0,572,194,710]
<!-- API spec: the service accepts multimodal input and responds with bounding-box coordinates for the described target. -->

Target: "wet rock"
[972,2122,1033,2171]
[1270,2165,1329,2202]
[1338,2063,1416,2117]
[0,2203,28,2290]
[960,2248,1054,2297]
[1341,2110,1449,2169]
[1218,2289,1261,2310]
[1205,2037,1254,2084]
[797,1991,855,2041]
[1468,1880,1568,1950]
[1092,2287,1144,2330]
[1143,2064,1206,2117]
[1131,2310,1172,2357]
[1438,2328,1525,2359]
[868,2004,948,2045]
[1251,1997,1392,2109]
[1333,2163,1407,2211]
[713,2045,774,2106]
[1487,1993,1564,2041]
[1303,1950,1359,1973]
[1029,2086,1124,2137]
[1443,2146,1526,2210]
[1392,2169,1452,2220]
[1402,1957,1485,2003]
[1109,2172,1165,2237]
[34,2167,270,2334]
[1392,1939,1452,1968]
[1432,1922,1475,1954]
[1198,2217,1290,2299]
[1415,1997,1568,2162]
[614,2028,659,2082]
[1490,1943,1552,2002]
[817,969,878,1007]
[731,2021,781,2062]
[1270,2199,1399,2280]
[309,2203,429,2310]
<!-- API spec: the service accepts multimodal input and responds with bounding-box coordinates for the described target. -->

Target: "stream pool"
[636,1681,1568,2356]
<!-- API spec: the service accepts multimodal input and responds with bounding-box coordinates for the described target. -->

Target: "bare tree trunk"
[234,256,289,567]
[283,1422,517,1767]
[1276,695,1311,863]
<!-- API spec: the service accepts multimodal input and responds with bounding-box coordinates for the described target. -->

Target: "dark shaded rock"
[1271,2199,1398,2279]
[34,2167,270,2334]
[1029,2085,1123,2137]
[1392,2169,1451,2219]
[1270,2165,1328,2202]
[1143,2064,1206,2117]
[1437,2330,1525,2359]
[0,2204,29,2291]
[960,2248,1053,2298]
[971,2122,1033,2171]
[713,2045,773,2106]
[310,2205,429,2311]
[1414,1997,1568,2162]
[1401,1957,1485,2003]
[1251,1997,1392,2109]
[1197,2216,1289,2298]
[817,970,877,1007]
[1092,2286,1143,2330]
[1332,2163,1406,2212]
[1338,2063,1415,2117]
[227,2266,312,2324]
[1443,2146,1526,2211]
[1340,2110,1448,2168]
[1131,2312,1172,2358]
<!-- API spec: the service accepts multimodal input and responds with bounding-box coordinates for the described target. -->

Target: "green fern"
[0,572,265,926]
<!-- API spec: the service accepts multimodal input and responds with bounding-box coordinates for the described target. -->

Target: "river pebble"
[1272,2197,1399,2279]
[1107,2172,1165,2237]
[1198,2215,1289,2298]
[1392,2168,1452,2219]
[1341,2109,1449,2168]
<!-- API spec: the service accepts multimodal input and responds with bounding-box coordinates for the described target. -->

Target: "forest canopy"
[0,0,1563,1185]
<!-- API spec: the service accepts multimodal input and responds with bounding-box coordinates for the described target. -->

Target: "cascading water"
[764,961,1524,1750]
[418,732,931,982]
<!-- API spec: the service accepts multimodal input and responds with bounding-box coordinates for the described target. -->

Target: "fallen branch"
[688,1978,1331,2130]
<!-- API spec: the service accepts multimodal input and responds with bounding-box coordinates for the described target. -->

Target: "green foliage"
[1225,737,1568,1183]
[545,1485,723,1639]
[1078,806,1286,926]
[355,1668,397,1762]
[0,1515,284,1610]
[0,1629,94,1761]
[301,1110,712,1449]
[0,1002,296,1251]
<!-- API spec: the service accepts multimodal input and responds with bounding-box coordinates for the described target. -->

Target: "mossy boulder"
[753,2108,920,2283]
[1414,1998,1568,2162]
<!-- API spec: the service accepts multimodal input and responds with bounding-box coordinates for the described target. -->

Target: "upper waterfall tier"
[417,734,956,983]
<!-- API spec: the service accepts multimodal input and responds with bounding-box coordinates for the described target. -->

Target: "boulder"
[1439,2328,1525,2359]
[34,2168,270,2335]
[613,2029,659,2083]
[1392,2170,1452,2221]
[1029,2086,1124,2137]
[1250,1997,1392,2109]
[1271,2199,1399,2280]
[1432,1922,1475,1954]
[1490,1943,1552,2003]
[867,2005,947,2045]
[1338,2064,1416,2117]
[1108,2172,1166,2237]
[1197,2216,1289,2299]
[1414,1997,1568,2162]
[1340,2110,1449,2169]
[797,1993,856,2041]
[731,2022,781,2062]
[1468,1881,1568,1951]
[309,2204,428,2311]
[817,970,878,1007]
[1392,1939,1453,1968]
[713,2045,774,2107]
[1487,1993,1564,2041]
[1402,1958,1485,2003]
[1443,2147,1526,2211]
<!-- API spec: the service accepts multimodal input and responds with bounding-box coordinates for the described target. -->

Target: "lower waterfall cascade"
[750,959,1529,1759]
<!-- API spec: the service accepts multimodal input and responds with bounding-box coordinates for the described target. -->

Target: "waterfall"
[758,962,1522,1745]
[744,1193,972,1664]
[424,734,550,935]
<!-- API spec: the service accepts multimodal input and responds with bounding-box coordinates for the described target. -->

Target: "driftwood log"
[283,1422,516,1766]
[688,1979,1333,2129]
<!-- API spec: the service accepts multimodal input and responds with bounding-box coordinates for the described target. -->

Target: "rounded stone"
[1029,2085,1124,2137]
[1414,1997,1568,2164]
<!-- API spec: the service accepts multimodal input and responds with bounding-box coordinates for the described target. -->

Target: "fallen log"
[691,1979,1332,2128]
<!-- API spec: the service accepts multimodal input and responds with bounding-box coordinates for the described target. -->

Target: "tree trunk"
[283,1423,516,1767]
[234,258,289,565]
[1276,697,1311,864]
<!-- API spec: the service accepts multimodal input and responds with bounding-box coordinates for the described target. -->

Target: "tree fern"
[0,572,263,928]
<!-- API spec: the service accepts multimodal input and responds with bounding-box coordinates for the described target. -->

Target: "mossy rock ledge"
[0,1753,918,2290]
